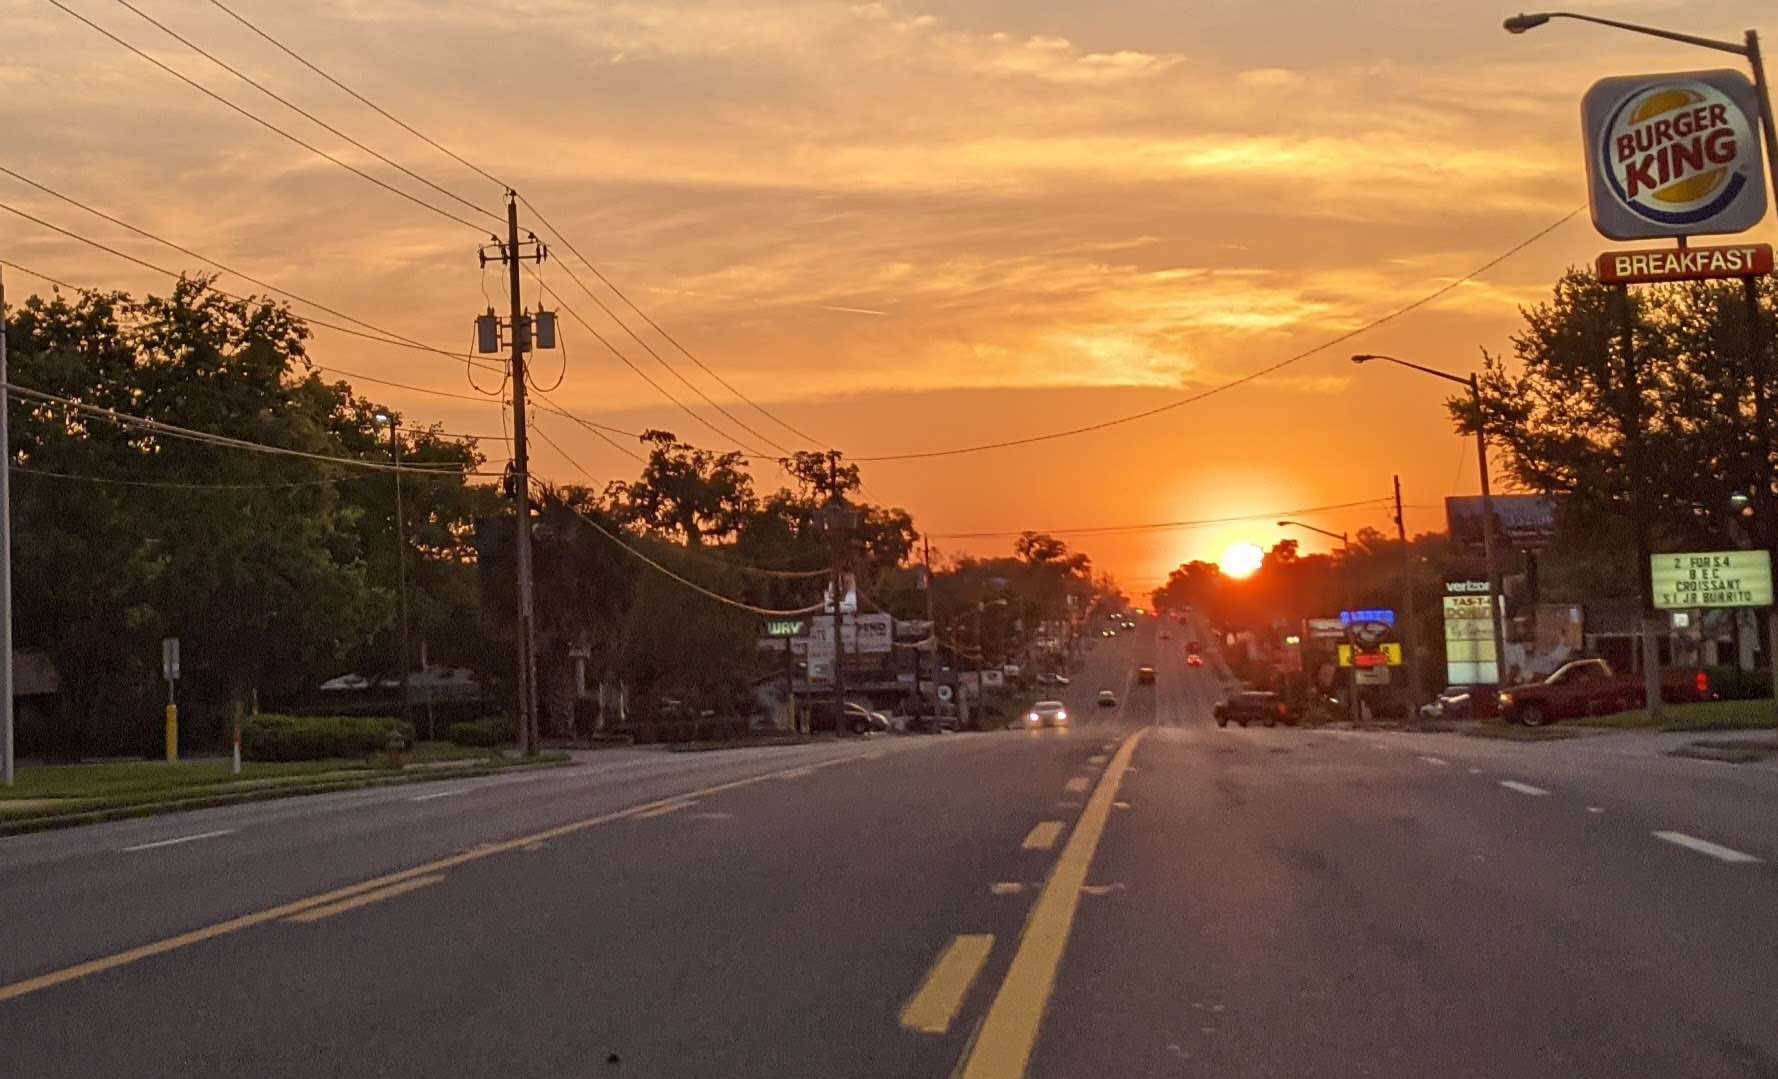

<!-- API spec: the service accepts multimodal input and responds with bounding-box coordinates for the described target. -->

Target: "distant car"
[1023,700,1070,728]
[809,700,885,734]
[1136,666,1156,685]
[1096,689,1118,708]
[1036,673,1071,688]
[1214,691,1295,728]
[1186,654,1204,669]
[1186,640,1202,655]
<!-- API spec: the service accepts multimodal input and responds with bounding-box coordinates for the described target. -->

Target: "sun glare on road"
[1219,542,1264,579]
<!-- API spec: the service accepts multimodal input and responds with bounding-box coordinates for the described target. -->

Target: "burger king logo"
[1600,79,1754,226]
[1583,70,1768,240]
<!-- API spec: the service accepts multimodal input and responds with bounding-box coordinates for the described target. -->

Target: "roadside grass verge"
[1574,699,1778,732]
[0,744,567,831]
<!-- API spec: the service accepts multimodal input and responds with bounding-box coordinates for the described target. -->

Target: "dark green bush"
[242,714,413,762]
[1703,665,1774,702]
[443,718,513,747]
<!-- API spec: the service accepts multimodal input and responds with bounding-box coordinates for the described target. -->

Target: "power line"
[535,275,770,457]
[531,406,645,467]
[0,163,503,374]
[108,0,502,228]
[520,194,824,449]
[43,0,490,234]
[15,463,371,489]
[852,206,1586,462]
[925,498,1394,540]
[204,0,506,191]
[0,212,502,375]
[8,382,465,475]
[525,222,795,455]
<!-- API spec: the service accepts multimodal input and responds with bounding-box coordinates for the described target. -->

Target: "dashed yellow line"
[959,730,1145,1078]
[632,800,696,820]
[898,933,995,1034]
[286,875,445,924]
[1020,821,1066,851]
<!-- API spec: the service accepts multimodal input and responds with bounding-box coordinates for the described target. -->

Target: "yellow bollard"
[164,703,178,763]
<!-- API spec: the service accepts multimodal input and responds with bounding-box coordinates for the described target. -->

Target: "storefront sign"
[1650,550,1773,609]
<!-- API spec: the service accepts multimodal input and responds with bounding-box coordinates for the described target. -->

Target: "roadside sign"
[764,618,807,638]
[1304,617,1346,640]
[1442,594,1499,685]
[1446,495,1557,551]
[161,637,180,682]
[1581,69,1768,241]
[1355,667,1390,686]
[1597,242,1773,284]
[808,613,893,654]
[937,684,954,702]
[1338,609,1395,627]
[1651,550,1773,609]
[1337,643,1403,668]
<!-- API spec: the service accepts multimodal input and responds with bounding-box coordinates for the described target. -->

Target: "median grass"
[0,742,563,829]
[1574,699,1778,732]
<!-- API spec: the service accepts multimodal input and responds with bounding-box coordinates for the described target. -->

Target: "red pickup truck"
[1497,659,1712,727]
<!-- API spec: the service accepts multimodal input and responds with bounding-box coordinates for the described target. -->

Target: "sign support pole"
[1615,285,1664,721]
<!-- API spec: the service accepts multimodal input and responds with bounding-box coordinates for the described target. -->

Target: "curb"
[0,757,571,837]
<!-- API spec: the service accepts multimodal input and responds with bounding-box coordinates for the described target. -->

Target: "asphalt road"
[5,617,1778,1076]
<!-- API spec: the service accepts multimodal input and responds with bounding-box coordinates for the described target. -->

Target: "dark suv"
[1213,691,1295,728]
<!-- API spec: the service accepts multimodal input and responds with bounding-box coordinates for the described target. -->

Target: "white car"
[1024,700,1070,727]
[1096,689,1118,709]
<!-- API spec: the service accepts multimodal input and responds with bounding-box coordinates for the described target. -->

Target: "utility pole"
[0,269,12,787]
[376,411,412,733]
[478,193,547,755]
[1747,274,1778,703]
[922,534,935,728]
[1394,475,1423,713]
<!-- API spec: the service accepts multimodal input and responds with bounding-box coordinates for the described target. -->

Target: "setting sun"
[1219,542,1265,579]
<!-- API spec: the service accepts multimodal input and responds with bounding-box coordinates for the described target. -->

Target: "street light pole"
[1278,520,1361,724]
[1353,354,1511,694]
[1504,15,1778,228]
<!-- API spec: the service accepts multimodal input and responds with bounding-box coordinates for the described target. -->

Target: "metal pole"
[1614,285,1663,720]
[1749,273,1778,704]
[923,534,936,727]
[1746,32,1778,244]
[1471,374,1510,696]
[0,270,12,786]
[831,561,846,732]
[505,192,539,756]
[1395,474,1424,714]
[391,419,411,734]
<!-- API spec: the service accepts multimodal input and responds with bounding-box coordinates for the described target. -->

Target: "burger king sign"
[1582,69,1767,241]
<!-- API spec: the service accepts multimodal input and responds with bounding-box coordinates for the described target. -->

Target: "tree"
[605,430,755,547]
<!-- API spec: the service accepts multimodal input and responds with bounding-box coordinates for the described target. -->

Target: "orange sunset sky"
[2,0,1775,594]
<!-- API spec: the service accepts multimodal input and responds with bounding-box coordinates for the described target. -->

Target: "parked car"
[1096,689,1118,708]
[1036,673,1072,688]
[1498,658,1712,727]
[1214,691,1295,728]
[808,700,886,734]
[1136,666,1156,685]
[1022,700,1070,728]
[1186,654,1204,669]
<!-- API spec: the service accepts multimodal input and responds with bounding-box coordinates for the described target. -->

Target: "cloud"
[1236,67,1302,89]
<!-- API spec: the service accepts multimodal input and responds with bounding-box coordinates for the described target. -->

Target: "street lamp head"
[1503,12,1550,34]
[1350,353,1376,364]
[372,410,392,426]
[1276,520,1292,528]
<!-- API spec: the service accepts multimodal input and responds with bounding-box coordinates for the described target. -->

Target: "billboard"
[1650,551,1773,609]
[807,613,893,654]
[1581,70,1768,241]
[1446,495,1557,551]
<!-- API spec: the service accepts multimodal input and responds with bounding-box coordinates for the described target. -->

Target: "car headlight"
[1057,710,1067,721]
[1026,712,1039,723]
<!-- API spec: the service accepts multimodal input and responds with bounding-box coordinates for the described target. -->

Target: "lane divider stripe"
[1021,822,1066,851]
[959,729,1146,1078]
[1498,780,1551,796]
[1653,830,1760,863]
[286,875,445,923]
[899,934,994,1034]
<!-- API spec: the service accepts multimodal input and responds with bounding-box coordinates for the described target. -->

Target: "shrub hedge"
[443,718,514,747]
[241,714,413,762]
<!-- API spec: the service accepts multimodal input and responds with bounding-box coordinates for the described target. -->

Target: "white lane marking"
[1063,776,1091,793]
[1587,806,1605,814]
[1653,831,1760,863]
[1467,767,1483,774]
[121,828,237,853]
[1418,756,1450,767]
[411,788,467,802]
[1498,780,1550,797]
